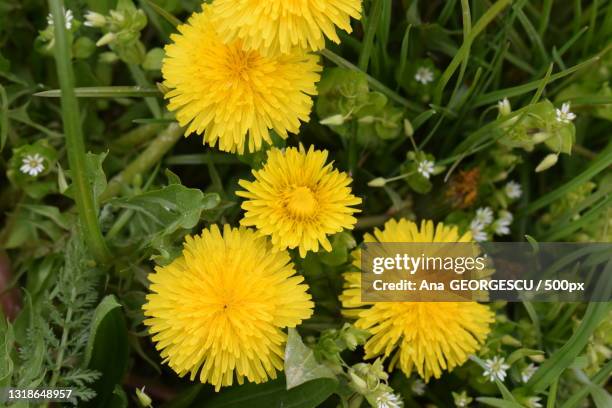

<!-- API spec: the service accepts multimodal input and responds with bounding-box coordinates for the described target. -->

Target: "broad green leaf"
[83,295,129,408]
[108,385,128,408]
[284,328,336,389]
[111,185,220,236]
[319,232,356,266]
[64,152,108,208]
[200,375,337,408]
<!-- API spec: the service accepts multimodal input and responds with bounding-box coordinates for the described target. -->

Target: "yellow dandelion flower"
[211,0,363,54]
[162,6,321,153]
[340,218,494,381]
[143,225,314,391]
[237,145,362,257]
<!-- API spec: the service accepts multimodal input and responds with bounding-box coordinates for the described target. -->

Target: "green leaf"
[111,185,220,236]
[108,385,128,408]
[83,295,129,408]
[64,152,108,209]
[319,232,357,266]
[143,48,165,71]
[284,328,337,389]
[200,375,337,408]
[143,0,182,27]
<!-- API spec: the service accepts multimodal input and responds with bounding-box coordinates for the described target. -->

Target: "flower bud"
[535,153,558,172]
[358,115,375,124]
[84,11,106,28]
[135,387,152,408]
[498,98,511,116]
[96,32,116,47]
[501,334,522,347]
[403,118,414,137]
[99,51,118,64]
[368,177,387,187]
[532,131,550,144]
[529,353,546,363]
[320,114,345,126]
[348,370,369,395]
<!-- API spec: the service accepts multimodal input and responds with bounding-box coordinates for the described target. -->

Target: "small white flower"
[376,391,403,408]
[504,180,522,199]
[411,379,425,396]
[417,160,435,179]
[470,219,488,242]
[524,397,543,408]
[475,207,494,225]
[492,210,513,236]
[414,67,434,85]
[498,98,511,116]
[521,363,538,383]
[84,11,106,28]
[47,8,73,30]
[555,102,576,124]
[482,356,510,382]
[20,154,46,177]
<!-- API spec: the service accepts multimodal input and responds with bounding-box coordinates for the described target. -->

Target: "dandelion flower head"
[143,225,314,390]
[211,0,363,54]
[162,6,321,153]
[341,218,494,381]
[238,145,361,257]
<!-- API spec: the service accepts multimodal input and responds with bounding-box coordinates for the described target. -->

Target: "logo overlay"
[360,243,612,302]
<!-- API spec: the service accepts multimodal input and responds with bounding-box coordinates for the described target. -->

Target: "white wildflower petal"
[376,391,403,408]
[555,102,576,124]
[20,154,46,177]
[411,379,425,396]
[417,160,435,179]
[483,356,510,383]
[521,363,538,383]
[470,219,488,242]
[475,207,494,225]
[47,8,73,29]
[414,67,434,85]
[505,180,522,199]
[525,397,543,408]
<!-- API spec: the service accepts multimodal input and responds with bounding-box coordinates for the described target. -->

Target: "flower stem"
[100,123,183,202]
[49,0,110,264]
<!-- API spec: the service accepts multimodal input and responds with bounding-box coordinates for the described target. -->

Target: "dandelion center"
[223,46,258,85]
[285,186,318,218]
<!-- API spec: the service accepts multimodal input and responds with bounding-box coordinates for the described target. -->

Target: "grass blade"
[521,140,612,215]
[143,0,181,27]
[48,0,110,263]
[434,0,512,104]
[35,86,160,98]
[525,261,612,393]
